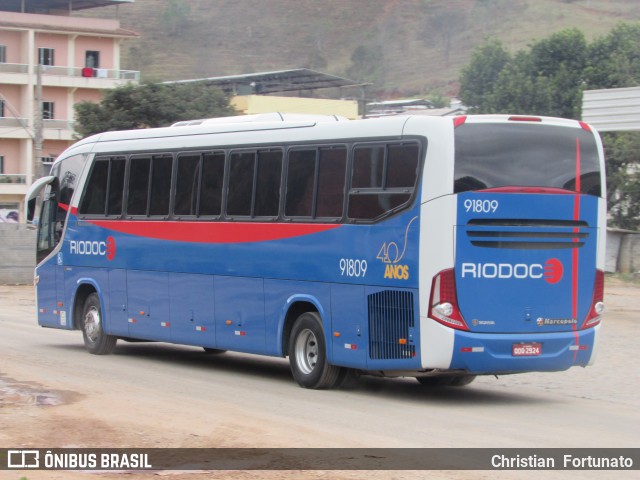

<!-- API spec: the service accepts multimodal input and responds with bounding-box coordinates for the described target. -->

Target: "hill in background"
[85,0,640,99]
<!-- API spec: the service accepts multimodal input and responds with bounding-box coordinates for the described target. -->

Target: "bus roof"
[63,114,596,162]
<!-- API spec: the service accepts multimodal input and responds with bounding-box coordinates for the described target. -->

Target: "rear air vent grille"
[466,219,589,250]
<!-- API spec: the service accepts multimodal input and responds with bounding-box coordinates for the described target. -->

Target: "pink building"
[0,0,138,220]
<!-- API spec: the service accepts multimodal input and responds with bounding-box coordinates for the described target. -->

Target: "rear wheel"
[449,375,476,387]
[416,376,454,387]
[416,375,476,387]
[81,293,117,355]
[288,312,342,389]
[203,348,227,355]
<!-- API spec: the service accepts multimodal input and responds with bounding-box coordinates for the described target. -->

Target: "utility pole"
[33,63,44,181]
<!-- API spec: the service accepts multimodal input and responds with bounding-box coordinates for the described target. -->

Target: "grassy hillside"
[85,0,640,98]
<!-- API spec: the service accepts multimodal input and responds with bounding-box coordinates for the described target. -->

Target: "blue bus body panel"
[455,192,598,334]
[40,206,422,368]
[443,191,600,373]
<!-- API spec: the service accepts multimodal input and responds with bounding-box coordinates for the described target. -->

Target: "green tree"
[458,40,511,112]
[528,29,587,118]
[585,23,640,89]
[460,29,587,117]
[602,131,640,230]
[74,82,235,138]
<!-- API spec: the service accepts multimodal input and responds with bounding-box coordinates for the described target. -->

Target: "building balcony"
[0,63,140,87]
[0,63,29,74]
[43,119,75,140]
[0,118,75,140]
[0,174,27,184]
[0,117,32,139]
[0,175,29,196]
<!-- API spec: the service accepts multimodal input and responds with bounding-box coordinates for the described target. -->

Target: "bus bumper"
[446,324,601,374]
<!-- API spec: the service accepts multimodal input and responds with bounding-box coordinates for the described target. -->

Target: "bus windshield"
[454,123,601,196]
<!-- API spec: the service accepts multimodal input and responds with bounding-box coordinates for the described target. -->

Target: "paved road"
[1,281,638,480]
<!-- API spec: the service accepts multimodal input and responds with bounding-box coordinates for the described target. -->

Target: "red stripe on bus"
[85,220,341,243]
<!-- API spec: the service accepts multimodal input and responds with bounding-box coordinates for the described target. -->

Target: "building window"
[0,155,4,174]
[38,47,54,66]
[42,102,54,120]
[0,100,5,117]
[85,51,100,68]
[0,45,6,63]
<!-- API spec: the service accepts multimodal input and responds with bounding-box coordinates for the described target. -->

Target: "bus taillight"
[429,269,469,331]
[453,115,467,128]
[582,269,605,329]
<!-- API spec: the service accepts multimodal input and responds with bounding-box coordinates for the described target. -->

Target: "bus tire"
[203,348,227,354]
[416,376,454,387]
[449,375,476,387]
[288,312,342,389]
[81,292,117,355]
[416,375,476,387]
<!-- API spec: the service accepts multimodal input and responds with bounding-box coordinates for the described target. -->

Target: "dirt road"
[1,278,638,480]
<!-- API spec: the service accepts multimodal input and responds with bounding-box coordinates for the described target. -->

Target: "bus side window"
[149,154,173,216]
[254,150,282,217]
[107,158,126,216]
[227,149,283,219]
[79,159,109,215]
[79,156,126,217]
[285,149,316,218]
[199,152,225,216]
[227,151,255,216]
[127,154,173,217]
[175,153,201,216]
[127,156,151,215]
[348,143,419,221]
[285,146,346,220]
[316,147,346,218]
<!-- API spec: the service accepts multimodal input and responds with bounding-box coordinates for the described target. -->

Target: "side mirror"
[25,175,56,223]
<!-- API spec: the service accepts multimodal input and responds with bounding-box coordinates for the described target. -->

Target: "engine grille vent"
[368,290,415,360]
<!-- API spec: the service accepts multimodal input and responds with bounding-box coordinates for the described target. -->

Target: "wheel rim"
[84,306,101,344]
[294,328,318,375]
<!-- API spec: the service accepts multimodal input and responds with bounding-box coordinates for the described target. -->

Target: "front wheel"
[81,292,117,355]
[288,312,343,389]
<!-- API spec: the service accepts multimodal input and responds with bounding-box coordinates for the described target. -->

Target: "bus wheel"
[416,376,454,387]
[450,375,476,387]
[81,293,117,355]
[416,375,476,387]
[288,312,342,389]
[203,348,227,354]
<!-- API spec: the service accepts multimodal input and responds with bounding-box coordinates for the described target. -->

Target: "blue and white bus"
[26,113,606,389]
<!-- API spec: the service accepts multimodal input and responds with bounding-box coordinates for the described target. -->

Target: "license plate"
[512,343,542,357]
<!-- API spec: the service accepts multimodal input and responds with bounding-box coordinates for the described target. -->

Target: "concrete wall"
[613,231,640,274]
[0,223,35,284]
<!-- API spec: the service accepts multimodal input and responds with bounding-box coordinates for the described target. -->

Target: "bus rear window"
[454,123,601,196]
